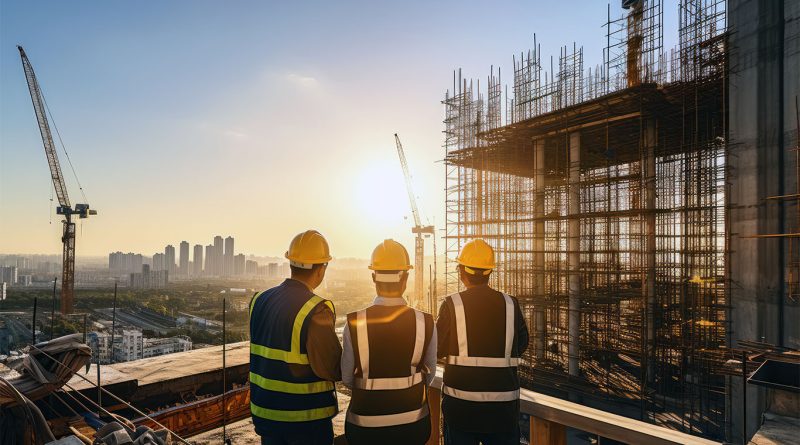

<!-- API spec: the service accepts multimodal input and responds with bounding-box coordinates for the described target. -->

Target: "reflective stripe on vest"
[249,371,334,394]
[444,292,519,402]
[441,386,520,402]
[346,404,430,428]
[250,294,334,365]
[251,402,337,423]
[353,308,425,391]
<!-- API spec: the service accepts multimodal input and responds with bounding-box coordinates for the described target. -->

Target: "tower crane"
[18,46,96,314]
[394,134,437,315]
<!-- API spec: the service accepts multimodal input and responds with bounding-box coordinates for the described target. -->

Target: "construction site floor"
[748,413,800,445]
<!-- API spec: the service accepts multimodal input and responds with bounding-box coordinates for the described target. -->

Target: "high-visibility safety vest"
[441,291,520,403]
[346,304,434,429]
[249,280,337,431]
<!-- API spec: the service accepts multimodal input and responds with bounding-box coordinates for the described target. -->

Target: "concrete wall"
[728,0,799,442]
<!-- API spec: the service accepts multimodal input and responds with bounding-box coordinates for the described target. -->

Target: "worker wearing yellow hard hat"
[341,239,437,445]
[249,230,341,444]
[436,238,529,445]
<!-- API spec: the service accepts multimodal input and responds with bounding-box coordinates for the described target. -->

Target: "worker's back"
[438,284,527,435]
[249,279,337,435]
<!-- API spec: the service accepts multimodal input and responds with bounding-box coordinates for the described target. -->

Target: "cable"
[27,344,191,445]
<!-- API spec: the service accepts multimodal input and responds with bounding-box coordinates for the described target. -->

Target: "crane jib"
[18,46,71,209]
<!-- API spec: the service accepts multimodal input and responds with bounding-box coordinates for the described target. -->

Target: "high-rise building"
[0,266,18,284]
[245,260,258,276]
[109,252,143,274]
[165,245,176,275]
[130,264,168,289]
[224,236,235,277]
[152,253,165,271]
[193,244,203,276]
[234,253,246,276]
[205,244,215,276]
[179,241,189,276]
[213,236,223,275]
[267,263,278,279]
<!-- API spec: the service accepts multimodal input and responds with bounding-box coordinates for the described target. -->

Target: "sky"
[0,0,679,259]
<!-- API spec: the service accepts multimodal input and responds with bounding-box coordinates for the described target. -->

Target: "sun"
[352,158,410,229]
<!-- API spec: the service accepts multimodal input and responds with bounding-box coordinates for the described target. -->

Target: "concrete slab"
[749,413,800,445]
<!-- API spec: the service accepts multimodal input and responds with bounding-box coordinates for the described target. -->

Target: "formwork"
[443,0,729,439]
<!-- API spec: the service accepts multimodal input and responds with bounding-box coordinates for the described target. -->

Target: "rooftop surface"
[68,341,249,391]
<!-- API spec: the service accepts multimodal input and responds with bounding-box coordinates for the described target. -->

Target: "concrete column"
[643,119,657,385]
[728,0,796,442]
[568,132,581,377]
[534,138,546,360]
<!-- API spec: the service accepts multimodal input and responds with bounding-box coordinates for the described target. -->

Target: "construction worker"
[436,239,529,445]
[341,239,437,445]
[249,230,342,445]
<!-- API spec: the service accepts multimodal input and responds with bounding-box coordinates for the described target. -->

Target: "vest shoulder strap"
[447,291,519,368]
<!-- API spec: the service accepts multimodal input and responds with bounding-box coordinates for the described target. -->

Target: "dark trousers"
[345,415,431,445]
[443,422,520,445]
[259,419,334,445]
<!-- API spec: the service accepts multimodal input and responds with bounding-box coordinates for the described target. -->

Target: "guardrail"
[424,372,720,445]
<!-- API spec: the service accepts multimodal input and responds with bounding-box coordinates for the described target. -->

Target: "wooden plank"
[530,415,567,445]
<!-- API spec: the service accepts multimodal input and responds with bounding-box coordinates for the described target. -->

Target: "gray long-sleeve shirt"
[341,295,437,388]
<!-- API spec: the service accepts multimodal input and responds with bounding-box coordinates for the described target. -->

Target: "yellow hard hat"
[457,239,495,273]
[369,239,413,272]
[285,230,332,269]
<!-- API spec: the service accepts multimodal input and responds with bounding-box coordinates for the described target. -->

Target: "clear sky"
[0,0,679,259]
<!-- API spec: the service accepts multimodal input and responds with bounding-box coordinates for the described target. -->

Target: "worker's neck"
[288,276,315,291]
[376,291,404,299]
[461,282,488,290]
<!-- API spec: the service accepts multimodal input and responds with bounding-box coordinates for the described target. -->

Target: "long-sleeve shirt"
[341,295,437,388]
[307,301,343,382]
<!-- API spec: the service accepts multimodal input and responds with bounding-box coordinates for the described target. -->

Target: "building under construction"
[443,0,798,442]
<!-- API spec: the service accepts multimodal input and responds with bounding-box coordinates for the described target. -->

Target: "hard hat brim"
[285,251,333,264]
[368,265,413,271]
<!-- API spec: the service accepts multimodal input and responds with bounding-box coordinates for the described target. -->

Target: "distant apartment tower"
[245,260,258,276]
[179,241,190,276]
[234,253,245,276]
[109,252,143,274]
[0,266,18,284]
[130,264,168,289]
[224,236,235,276]
[152,253,165,271]
[164,245,176,275]
[204,244,215,276]
[213,236,224,275]
[193,244,203,276]
[267,263,278,279]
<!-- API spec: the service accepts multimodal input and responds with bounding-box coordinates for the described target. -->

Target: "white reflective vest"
[346,308,431,428]
[442,292,521,402]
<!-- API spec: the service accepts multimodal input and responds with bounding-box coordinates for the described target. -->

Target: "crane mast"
[394,134,436,314]
[18,46,96,314]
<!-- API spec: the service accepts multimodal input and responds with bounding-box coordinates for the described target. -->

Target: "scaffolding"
[443,0,729,440]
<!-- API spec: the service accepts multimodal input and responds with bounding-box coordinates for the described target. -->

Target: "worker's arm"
[435,299,451,359]
[422,324,438,385]
[514,298,529,355]
[340,322,355,388]
[306,304,342,382]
